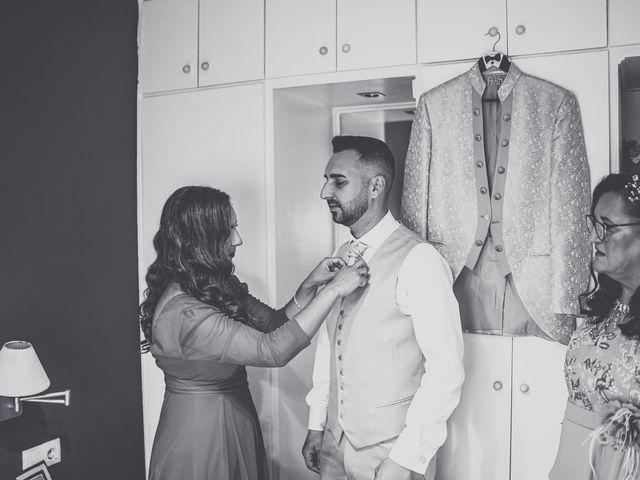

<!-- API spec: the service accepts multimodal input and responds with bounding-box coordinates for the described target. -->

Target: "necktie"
[345,240,368,266]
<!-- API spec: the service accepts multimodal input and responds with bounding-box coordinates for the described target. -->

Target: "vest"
[326,226,425,449]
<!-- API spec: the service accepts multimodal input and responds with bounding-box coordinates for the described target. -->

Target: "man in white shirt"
[301,136,464,480]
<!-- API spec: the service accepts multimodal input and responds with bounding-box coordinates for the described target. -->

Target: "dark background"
[0,1,144,478]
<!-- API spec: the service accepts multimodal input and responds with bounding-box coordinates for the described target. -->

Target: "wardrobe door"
[140,91,200,466]
[417,0,507,64]
[197,84,267,286]
[511,337,568,480]
[507,0,606,56]
[609,0,640,47]
[199,0,264,86]
[436,334,512,480]
[337,0,416,71]
[265,0,336,78]
[140,0,198,93]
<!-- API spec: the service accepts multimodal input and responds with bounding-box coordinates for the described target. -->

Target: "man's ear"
[369,175,386,199]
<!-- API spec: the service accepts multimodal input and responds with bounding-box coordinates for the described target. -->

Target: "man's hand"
[302,429,323,474]
[374,458,412,480]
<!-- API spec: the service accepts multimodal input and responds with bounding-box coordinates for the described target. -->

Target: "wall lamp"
[0,341,71,422]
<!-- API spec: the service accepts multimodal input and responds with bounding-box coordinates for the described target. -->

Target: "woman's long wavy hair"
[580,173,640,338]
[139,186,251,342]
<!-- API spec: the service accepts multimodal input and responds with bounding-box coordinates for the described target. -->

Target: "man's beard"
[327,193,368,226]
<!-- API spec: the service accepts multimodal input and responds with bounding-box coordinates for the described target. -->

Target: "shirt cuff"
[307,404,328,431]
[388,435,436,475]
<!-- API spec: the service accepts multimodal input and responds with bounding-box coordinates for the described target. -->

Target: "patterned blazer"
[401,63,591,344]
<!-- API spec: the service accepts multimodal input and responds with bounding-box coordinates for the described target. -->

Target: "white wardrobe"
[138,1,636,478]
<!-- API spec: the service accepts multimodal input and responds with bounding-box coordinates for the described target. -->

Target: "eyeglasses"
[585,214,640,241]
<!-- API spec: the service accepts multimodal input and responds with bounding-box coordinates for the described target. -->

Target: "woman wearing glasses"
[550,173,640,480]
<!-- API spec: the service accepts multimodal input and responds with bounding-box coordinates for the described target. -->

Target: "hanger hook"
[485,27,501,52]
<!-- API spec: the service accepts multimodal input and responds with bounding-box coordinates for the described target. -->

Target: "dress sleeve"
[241,292,290,333]
[179,301,310,367]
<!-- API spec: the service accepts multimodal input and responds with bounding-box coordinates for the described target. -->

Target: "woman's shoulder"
[154,284,219,321]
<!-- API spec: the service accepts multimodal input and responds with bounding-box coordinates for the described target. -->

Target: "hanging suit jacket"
[401,63,591,344]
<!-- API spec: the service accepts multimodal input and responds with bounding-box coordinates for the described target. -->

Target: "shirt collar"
[468,61,522,102]
[351,211,399,249]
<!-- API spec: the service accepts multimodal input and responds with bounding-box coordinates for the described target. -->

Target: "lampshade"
[0,341,50,397]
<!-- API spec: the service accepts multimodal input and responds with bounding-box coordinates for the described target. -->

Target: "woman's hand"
[325,258,369,297]
[303,257,347,289]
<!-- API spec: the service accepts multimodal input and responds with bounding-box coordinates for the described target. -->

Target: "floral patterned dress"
[550,305,640,480]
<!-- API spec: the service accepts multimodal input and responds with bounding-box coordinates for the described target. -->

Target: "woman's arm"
[241,257,347,333]
[177,259,368,367]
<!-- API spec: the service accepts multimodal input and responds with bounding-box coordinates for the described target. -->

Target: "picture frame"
[16,461,52,480]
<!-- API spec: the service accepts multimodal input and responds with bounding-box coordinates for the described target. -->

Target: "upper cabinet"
[417,0,507,64]
[266,0,416,78]
[609,0,640,47]
[141,0,199,93]
[507,0,606,56]
[417,0,606,64]
[266,0,336,78]
[336,0,416,72]
[141,0,264,94]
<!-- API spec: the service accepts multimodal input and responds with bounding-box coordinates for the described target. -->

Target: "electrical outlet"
[22,437,61,470]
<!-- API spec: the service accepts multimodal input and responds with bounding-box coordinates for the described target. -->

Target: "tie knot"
[346,240,368,266]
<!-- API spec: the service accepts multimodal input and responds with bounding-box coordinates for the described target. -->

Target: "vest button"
[340,369,344,376]
[473,108,480,116]
[340,385,345,390]
[338,324,343,330]
[476,161,484,168]
[480,187,487,194]
[475,240,483,247]
[337,339,342,346]
[340,399,344,405]
[474,133,482,142]
[495,245,503,252]
[338,354,343,361]
[339,310,345,316]
[501,139,509,147]
[494,193,502,200]
[481,214,490,220]
[497,166,505,174]
[503,113,511,122]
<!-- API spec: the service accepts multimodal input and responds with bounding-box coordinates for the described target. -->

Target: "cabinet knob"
[487,26,499,37]
[515,25,526,35]
[492,380,503,391]
[520,383,530,394]
[182,64,191,74]
[342,43,351,53]
[201,61,210,71]
[319,46,328,55]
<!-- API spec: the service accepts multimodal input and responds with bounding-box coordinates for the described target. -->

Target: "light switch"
[22,437,61,470]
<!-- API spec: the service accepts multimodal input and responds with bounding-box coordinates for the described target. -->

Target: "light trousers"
[319,430,433,480]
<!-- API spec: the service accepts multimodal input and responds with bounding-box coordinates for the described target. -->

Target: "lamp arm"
[20,389,71,407]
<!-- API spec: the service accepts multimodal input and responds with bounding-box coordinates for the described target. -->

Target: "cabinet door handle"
[515,25,526,35]
[341,43,351,53]
[492,380,503,391]
[319,46,328,55]
[182,64,191,74]
[519,383,530,394]
[201,61,210,71]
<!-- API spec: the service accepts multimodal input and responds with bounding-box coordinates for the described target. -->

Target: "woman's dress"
[550,307,640,480]
[148,283,310,480]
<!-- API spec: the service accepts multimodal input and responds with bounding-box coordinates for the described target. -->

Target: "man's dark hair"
[331,135,395,187]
